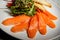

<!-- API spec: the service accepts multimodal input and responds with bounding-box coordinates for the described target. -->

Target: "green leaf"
[28,3,35,16]
[8,0,36,16]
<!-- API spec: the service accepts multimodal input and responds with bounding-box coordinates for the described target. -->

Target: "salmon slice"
[37,12,47,35]
[41,12,56,28]
[43,10,57,20]
[2,15,30,25]
[11,18,30,32]
[27,15,38,38]
[36,9,57,20]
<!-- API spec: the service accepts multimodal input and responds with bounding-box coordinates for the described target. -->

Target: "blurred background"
[0,29,20,40]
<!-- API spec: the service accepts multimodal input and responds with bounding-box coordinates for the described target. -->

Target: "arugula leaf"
[8,0,36,16]
[27,3,35,16]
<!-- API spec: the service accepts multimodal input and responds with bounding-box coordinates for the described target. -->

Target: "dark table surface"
[0,29,20,40]
[0,29,60,40]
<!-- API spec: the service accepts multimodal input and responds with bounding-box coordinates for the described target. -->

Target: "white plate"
[0,0,60,40]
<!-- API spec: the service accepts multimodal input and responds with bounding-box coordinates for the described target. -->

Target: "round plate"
[0,0,60,40]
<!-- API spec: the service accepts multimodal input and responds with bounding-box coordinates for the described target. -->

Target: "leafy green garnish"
[8,0,36,16]
[27,3,36,16]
